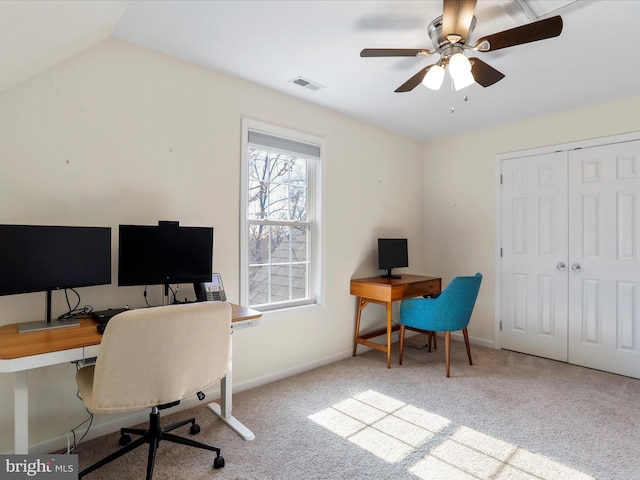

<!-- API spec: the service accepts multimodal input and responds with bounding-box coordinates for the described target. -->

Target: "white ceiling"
[2,0,640,141]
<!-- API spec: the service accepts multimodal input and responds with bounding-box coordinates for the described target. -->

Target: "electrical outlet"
[77,357,97,367]
[232,318,260,330]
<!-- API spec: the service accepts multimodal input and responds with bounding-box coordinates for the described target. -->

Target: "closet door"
[567,141,640,378]
[500,152,569,361]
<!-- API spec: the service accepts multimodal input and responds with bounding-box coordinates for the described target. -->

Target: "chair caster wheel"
[213,456,225,469]
[119,434,131,446]
[189,423,201,434]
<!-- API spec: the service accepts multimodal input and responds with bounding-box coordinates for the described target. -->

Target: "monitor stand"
[381,268,401,279]
[17,290,80,333]
[18,319,80,333]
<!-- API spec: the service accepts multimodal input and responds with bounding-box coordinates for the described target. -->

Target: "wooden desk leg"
[385,301,393,369]
[353,297,365,356]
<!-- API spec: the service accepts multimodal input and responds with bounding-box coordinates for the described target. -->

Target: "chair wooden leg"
[463,328,473,366]
[399,325,405,365]
[444,331,451,378]
[427,331,437,351]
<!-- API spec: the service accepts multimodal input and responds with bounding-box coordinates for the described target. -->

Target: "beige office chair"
[76,301,231,479]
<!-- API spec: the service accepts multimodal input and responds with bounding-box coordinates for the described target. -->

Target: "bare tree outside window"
[247,148,310,306]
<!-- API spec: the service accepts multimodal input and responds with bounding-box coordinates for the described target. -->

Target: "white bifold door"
[501,140,640,378]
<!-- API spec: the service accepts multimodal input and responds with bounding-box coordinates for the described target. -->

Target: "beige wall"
[0,38,424,453]
[422,95,640,344]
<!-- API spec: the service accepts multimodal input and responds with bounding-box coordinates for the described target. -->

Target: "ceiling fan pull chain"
[450,76,455,113]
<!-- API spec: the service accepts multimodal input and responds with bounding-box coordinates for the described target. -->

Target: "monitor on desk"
[118,221,213,297]
[378,238,408,278]
[0,224,112,330]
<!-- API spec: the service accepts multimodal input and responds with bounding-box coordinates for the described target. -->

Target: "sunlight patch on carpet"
[308,390,596,479]
[412,425,596,480]
[308,389,448,463]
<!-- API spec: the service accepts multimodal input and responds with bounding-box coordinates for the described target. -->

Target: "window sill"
[257,302,321,318]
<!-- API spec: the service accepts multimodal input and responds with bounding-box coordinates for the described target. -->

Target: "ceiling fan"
[361,0,563,93]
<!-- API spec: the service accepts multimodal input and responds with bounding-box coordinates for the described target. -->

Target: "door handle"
[571,263,582,272]
[556,262,566,271]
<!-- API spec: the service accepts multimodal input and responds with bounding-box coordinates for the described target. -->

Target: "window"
[241,119,322,311]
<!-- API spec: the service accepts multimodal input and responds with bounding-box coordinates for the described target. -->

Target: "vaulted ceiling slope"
[2,1,639,141]
[0,1,127,94]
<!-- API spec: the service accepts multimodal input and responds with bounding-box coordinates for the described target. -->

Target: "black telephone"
[194,273,227,302]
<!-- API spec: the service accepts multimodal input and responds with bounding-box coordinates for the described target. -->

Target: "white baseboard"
[353,329,495,356]
[453,331,495,349]
[232,351,351,394]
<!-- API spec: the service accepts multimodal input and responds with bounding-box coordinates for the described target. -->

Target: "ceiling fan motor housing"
[428,15,477,49]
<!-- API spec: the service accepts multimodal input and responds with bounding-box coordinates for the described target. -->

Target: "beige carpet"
[74,337,640,479]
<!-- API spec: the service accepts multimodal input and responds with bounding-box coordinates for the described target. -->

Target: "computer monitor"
[378,238,408,278]
[118,222,213,295]
[0,224,112,331]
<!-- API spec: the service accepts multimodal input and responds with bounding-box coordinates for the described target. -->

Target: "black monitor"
[0,224,112,331]
[118,222,213,295]
[378,238,408,278]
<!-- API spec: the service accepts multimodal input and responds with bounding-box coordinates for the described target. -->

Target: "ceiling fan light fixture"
[448,52,471,78]
[422,65,445,90]
[453,69,475,91]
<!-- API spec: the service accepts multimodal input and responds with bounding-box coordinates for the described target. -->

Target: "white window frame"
[240,118,323,311]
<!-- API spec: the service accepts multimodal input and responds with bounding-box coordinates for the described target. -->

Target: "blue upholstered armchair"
[399,273,482,377]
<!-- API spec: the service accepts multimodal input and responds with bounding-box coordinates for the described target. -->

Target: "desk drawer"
[403,279,441,298]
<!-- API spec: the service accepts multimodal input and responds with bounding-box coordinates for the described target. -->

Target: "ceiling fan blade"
[360,48,433,57]
[395,66,431,93]
[442,0,477,42]
[469,57,505,87]
[474,15,563,52]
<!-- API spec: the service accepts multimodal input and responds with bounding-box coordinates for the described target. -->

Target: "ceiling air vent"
[290,76,324,92]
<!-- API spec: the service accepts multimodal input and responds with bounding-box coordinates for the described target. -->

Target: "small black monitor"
[118,222,213,288]
[378,238,408,278]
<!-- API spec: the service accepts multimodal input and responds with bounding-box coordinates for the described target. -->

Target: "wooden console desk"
[0,303,261,453]
[350,274,441,368]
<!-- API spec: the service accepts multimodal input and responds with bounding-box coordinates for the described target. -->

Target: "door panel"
[501,140,640,378]
[501,153,569,361]
[568,141,640,378]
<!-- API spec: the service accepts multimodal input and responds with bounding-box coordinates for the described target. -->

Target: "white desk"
[0,304,261,453]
